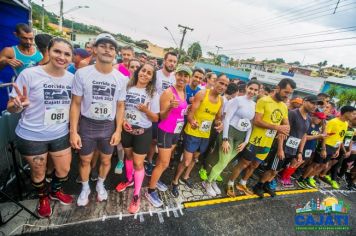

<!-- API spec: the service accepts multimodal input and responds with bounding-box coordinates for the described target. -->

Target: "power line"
[222,36,356,52]
[225,43,356,56]
[234,0,340,31]
[223,26,356,47]
[231,1,356,35]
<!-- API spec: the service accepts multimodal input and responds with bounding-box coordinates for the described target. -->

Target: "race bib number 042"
[44,107,69,125]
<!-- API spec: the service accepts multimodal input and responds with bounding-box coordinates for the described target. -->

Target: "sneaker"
[211,181,221,195]
[179,178,194,189]
[323,175,332,184]
[330,180,340,189]
[216,175,223,182]
[50,190,73,205]
[296,179,308,189]
[37,197,52,218]
[199,168,208,181]
[77,188,91,206]
[269,179,277,190]
[75,175,82,184]
[156,180,168,192]
[90,169,99,182]
[283,178,294,188]
[236,183,253,195]
[128,195,140,214]
[263,183,276,197]
[171,183,179,198]
[145,162,153,177]
[253,184,264,198]
[115,160,124,175]
[308,177,317,187]
[226,185,236,197]
[96,185,108,202]
[115,181,134,192]
[202,181,216,197]
[145,190,163,208]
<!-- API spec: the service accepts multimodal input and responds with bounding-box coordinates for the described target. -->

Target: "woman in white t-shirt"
[115,62,159,214]
[7,38,74,218]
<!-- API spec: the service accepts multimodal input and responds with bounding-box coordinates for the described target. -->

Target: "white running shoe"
[77,188,91,206]
[202,181,216,197]
[96,185,108,202]
[211,181,221,195]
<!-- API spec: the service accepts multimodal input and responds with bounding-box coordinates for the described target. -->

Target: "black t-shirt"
[285,109,311,155]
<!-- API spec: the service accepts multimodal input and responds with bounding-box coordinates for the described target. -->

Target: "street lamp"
[59,1,89,32]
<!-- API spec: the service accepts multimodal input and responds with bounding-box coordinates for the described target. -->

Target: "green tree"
[326,84,339,99]
[187,42,202,61]
[337,89,356,107]
[246,57,256,62]
[275,58,285,64]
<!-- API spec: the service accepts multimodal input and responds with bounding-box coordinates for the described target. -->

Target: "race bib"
[344,139,351,147]
[90,102,112,120]
[174,121,184,134]
[286,136,301,149]
[265,129,277,138]
[304,149,312,158]
[236,119,251,132]
[125,110,143,125]
[334,141,342,148]
[44,106,69,125]
[199,120,212,132]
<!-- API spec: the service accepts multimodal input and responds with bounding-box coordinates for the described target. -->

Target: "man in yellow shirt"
[317,106,356,187]
[171,74,229,198]
[226,78,296,197]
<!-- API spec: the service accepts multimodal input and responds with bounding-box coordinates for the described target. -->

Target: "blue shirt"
[304,124,322,152]
[12,46,43,76]
[67,63,76,74]
[185,85,200,104]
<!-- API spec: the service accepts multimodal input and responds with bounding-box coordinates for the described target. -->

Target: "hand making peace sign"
[12,83,30,109]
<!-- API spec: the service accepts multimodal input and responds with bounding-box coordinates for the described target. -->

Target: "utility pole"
[59,0,63,32]
[215,45,222,56]
[41,0,45,30]
[177,24,193,61]
[333,0,340,14]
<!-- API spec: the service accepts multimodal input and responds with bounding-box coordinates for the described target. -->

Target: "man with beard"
[186,68,204,104]
[225,78,295,197]
[145,52,178,176]
[0,23,43,76]
[117,46,134,77]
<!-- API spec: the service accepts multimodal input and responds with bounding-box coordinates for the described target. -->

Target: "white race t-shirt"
[10,66,73,141]
[223,95,256,142]
[72,65,126,121]
[155,69,175,95]
[125,86,160,128]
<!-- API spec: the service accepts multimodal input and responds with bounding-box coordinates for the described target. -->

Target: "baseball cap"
[94,33,118,49]
[291,97,303,105]
[313,112,327,120]
[303,95,322,103]
[74,48,91,59]
[176,65,192,76]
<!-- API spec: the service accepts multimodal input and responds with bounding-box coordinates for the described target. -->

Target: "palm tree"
[337,89,356,107]
[326,85,338,99]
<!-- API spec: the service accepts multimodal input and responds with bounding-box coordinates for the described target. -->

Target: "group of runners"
[1,24,356,218]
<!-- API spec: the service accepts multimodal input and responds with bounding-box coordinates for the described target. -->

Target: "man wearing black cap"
[317,105,356,189]
[254,95,318,195]
[70,33,126,206]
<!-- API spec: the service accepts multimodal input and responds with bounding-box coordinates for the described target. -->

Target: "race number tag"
[236,119,251,132]
[199,120,212,132]
[125,110,142,125]
[174,121,184,134]
[265,129,277,138]
[344,139,351,147]
[304,149,312,158]
[90,102,112,120]
[286,136,301,149]
[44,107,69,125]
[334,141,342,148]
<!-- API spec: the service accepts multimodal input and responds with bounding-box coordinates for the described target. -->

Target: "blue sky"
[35,0,356,67]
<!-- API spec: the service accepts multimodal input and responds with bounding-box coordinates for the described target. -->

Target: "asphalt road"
[23,191,355,236]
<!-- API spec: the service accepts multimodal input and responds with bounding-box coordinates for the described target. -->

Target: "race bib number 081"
[44,107,69,125]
